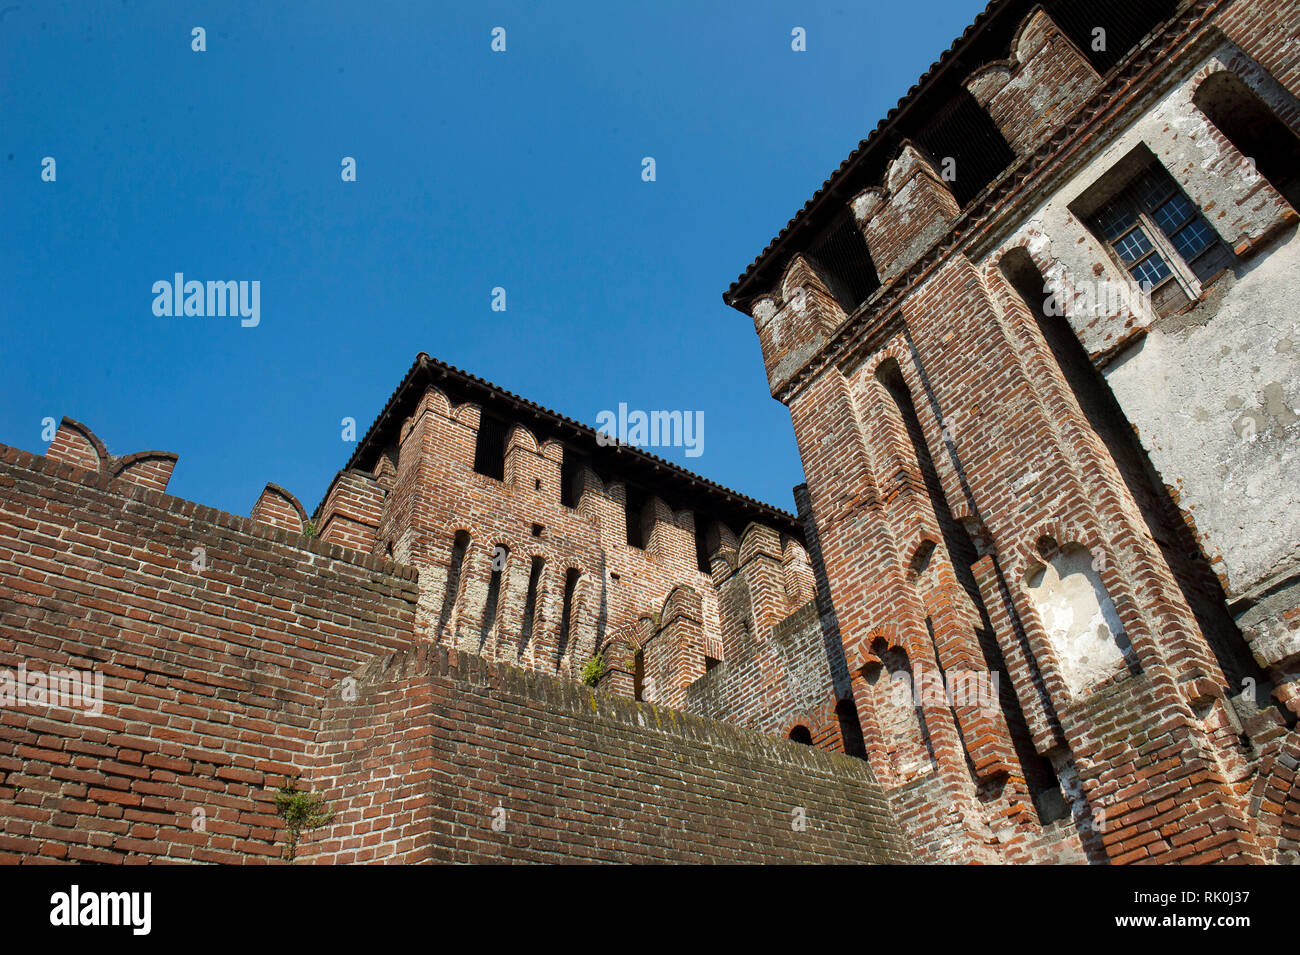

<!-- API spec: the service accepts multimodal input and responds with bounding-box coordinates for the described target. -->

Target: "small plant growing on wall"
[580,652,604,687]
[302,520,318,539]
[273,776,334,862]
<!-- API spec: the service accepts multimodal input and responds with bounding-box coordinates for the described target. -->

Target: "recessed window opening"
[1075,149,1233,315]
[519,556,544,653]
[556,568,580,665]
[473,415,508,480]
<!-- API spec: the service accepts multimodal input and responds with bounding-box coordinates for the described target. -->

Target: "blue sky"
[3,0,983,516]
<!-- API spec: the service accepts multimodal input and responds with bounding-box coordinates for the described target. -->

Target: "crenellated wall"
[320,361,845,748]
[729,0,1300,863]
[0,429,908,864]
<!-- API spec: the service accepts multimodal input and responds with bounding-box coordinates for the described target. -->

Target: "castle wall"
[301,644,908,864]
[0,427,903,864]
[363,379,841,743]
[737,0,1300,863]
[0,444,417,863]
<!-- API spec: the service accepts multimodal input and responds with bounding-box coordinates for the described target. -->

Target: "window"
[1193,69,1300,211]
[556,568,580,665]
[1088,162,1232,314]
[519,556,544,653]
[436,530,470,639]
[472,415,508,480]
[694,517,713,574]
[836,698,867,759]
[788,725,813,745]
[806,216,881,313]
[624,484,647,549]
[911,87,1016,208]
[560,447,585,508]
[480,544,508,647]
[1044,0,1178,74]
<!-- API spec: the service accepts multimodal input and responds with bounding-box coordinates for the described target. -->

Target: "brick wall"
[0,444,417,863]
[731,0,1300,863]
[302,644,909,864]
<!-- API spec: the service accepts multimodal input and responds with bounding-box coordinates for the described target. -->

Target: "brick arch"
[846,625,906,675]
[1187,45,1300,136]
[506,422,539,454]
[779,253,831,308]
[251,483,308,532]
[1006,519,1102,587]
[47,417,109,472]
[659,583,695,622]
[964,58,1016,102]
[111,450,178,494]
[450,400,480,429]
[420,384,453,419]
[736,522,781,566]
[856,334,912,382]
[779,692,842,751]
[904,535,940,578]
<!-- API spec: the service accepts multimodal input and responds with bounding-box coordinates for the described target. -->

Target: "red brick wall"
[0,445,417,863]
[301,644,908,864]
[736,0,1300,863]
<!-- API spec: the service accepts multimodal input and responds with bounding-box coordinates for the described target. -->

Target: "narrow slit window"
[480,544,508,647]
[556,568,580,665]
[625,485,647,550]
[519,556,544,653]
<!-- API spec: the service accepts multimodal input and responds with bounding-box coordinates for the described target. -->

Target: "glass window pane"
[1171,218,1215,260]
[1096,205,1134,242]
[1130,254,1171,286]
[1152,194,1195,234]
[1114,227,1154,263]
[1133,171,1174,210]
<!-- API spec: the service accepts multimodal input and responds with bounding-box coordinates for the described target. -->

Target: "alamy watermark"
[884,668,1000,712]
[595,403,704,458]
[0,663,104,716]
[1043,278,1155,320]
[152,273,260,327]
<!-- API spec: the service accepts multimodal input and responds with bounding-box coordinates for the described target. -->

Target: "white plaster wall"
[989,45,1300,602]
[1105,229,1300,599]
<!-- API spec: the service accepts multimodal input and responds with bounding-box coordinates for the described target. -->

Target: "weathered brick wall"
[352,365,838,743]
[302,644,909,864]
[0,444,417,863]
[731,0,1300,863]
[684,601,848,745]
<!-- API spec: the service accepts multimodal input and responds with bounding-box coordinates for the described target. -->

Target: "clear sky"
[3,0,985,517]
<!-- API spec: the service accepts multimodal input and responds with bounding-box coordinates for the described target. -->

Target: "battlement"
[723,0,1300,864]
[0,440,906,863]
[15,357,855,758]
[297,352,839,730]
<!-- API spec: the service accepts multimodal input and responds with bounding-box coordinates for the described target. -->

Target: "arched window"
[480,544,508,649]
[1193,68,1300,210]
[437,530,470,640]
[556,568,581,666]
[788,725,813,745]
[519,556,544,654]
[473,415,508,480]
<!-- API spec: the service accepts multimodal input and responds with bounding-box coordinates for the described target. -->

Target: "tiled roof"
[722,0,1010,309]
[334,353,805,537]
